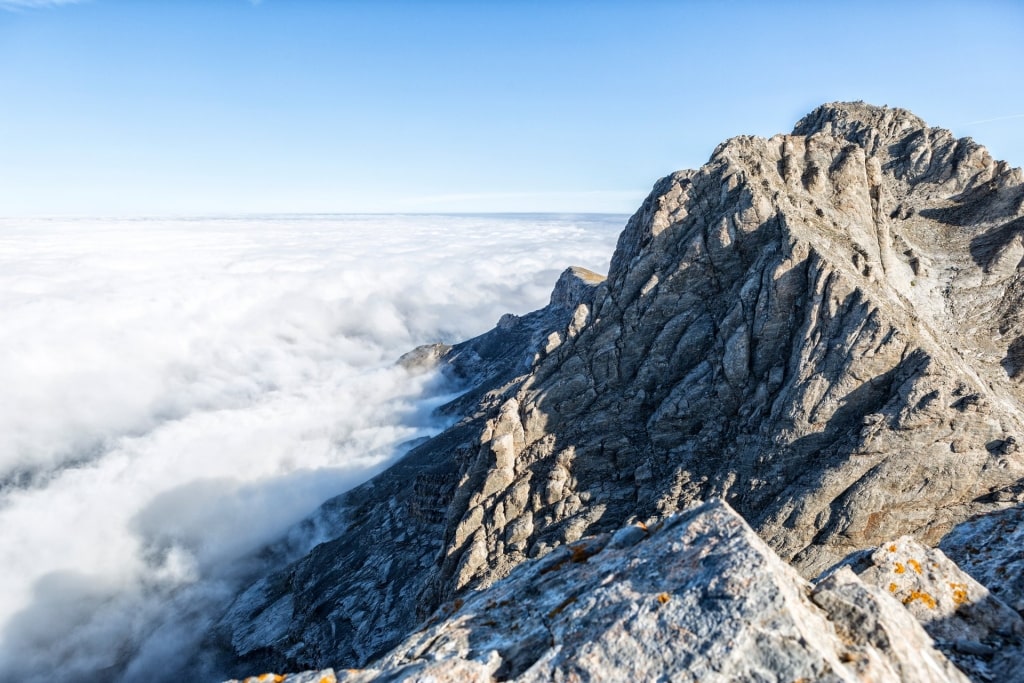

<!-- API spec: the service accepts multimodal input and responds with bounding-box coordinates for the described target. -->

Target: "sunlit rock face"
[213,103,1024,678]
[228,501,971,683]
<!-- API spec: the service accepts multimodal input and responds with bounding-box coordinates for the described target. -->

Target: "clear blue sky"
[1,0,1023,215]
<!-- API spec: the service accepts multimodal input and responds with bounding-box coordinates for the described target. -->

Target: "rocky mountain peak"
[548,266,605,309]
[208,103,1024,680]
[793,100,927,144]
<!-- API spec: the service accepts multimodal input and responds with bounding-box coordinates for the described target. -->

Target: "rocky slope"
[209,102,1024,678]
[231,501,974,682]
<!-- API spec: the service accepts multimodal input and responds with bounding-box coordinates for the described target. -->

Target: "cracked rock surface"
[241,501,968,683]
[209,102,1024,677]
[839,536,1024,682]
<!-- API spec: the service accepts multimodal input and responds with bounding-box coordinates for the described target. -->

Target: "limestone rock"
[941,505,1024,616]
[548,265,605,309]
[209,102,1024,676]
[248,501,966,682]
[840,536,1024,681]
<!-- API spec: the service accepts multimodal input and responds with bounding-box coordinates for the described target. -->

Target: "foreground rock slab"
[264,500,966,682]
[842,536,1024,682]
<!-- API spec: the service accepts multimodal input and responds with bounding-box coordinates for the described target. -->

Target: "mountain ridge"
[208,102,1024,679]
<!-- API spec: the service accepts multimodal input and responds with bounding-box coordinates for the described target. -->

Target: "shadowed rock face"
[210,102,1024,677]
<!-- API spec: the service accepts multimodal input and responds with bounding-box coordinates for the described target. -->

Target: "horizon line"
[0,210,635,221]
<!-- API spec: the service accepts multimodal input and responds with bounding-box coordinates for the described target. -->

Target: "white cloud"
[962,112,1024,126]
[0,213,623,681]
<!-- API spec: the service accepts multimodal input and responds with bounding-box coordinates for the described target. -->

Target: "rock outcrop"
[209,102,1024,678]
[836,535,1024,681]
[230,501,969,683]
[941,504,1024,617]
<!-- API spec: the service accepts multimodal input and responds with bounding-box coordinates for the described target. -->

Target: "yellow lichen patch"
[253,675,285,683]
[320,677,336,683]
[894,562,906,574]
[950,582,969,605]
[889,583,898,593]
[908,559,922,574]
[888,544,897,552]
[903,591,937,609]
[657,592,671,605]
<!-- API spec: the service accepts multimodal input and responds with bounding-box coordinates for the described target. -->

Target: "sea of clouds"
[0,213,624,681]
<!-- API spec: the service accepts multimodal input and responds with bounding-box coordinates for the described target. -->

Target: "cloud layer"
[0,213,623,681]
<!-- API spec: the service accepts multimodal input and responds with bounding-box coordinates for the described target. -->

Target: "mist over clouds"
[0,213,623,681]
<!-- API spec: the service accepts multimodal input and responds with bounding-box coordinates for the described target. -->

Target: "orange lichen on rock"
[889,583,898,593]
[907,559,922,574]
[657,592,671,604]
[570,543,593,563]
[903,590,937,609]
[950,582,969,605]
[894,562,906,574]
[888,544,897,552]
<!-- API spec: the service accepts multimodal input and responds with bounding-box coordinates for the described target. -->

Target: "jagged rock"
[208,102,1024,676]
[206,266,603,679]
[235,501,968,682]
[838,536,1024,681]
[941,505,1024,616]
[548,265,605,309]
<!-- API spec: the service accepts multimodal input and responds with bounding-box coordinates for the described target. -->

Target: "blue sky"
[1,0,1023,215]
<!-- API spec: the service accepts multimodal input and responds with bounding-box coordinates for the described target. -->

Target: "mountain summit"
[211,102,1024,678]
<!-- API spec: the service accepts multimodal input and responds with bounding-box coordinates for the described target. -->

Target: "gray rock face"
[234,501,968,682]
[840,536,1024,681]
[210,102,1024,676]
[941,505,1024,618]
